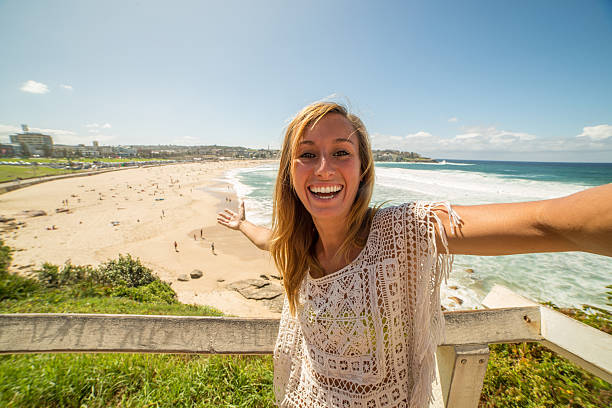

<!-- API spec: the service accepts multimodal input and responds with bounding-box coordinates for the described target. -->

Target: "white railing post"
[437,344,489,408]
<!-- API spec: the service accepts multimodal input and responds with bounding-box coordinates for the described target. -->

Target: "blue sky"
[1,0,611,162]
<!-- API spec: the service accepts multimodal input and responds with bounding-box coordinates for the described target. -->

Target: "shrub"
[0,240,11,275]
[36,262,104,288]
[110,280,177,304]
[98,254,156,288]
[482,342,610,407]
[35,263,61,287]
[0,239,41,300]
[0,272,40,301]
[28,255,173,304]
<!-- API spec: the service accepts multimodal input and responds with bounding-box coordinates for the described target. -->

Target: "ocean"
[220,160,612,311]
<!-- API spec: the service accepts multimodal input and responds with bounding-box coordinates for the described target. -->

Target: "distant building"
[51,144,78,158]
[98,145,114,156]
[76,144,100,157]
[0,143,22,157]
[117,146,137,157]
[9,129,53,156]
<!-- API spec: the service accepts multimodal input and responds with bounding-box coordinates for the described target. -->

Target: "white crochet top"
[273,202,458,408]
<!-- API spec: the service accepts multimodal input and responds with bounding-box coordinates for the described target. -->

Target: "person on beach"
[217,101,612,408]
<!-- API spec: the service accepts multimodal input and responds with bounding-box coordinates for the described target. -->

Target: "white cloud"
[448,117,458,123]
[60,84,73,91]
[406,131,434,140]
[455,127,537,147]
[85,123,112,129]
[0,124,21,141]
[20,80,49,94]
[455,132,481,140]
[577,124,612,141]
[372,125,612,158]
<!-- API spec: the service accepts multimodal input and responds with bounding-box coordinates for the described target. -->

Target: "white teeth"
[309,185,342,194]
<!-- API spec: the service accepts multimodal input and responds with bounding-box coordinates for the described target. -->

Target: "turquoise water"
[222,160,612,310]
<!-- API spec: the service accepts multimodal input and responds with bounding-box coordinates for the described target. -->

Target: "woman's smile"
[308,184,344,199]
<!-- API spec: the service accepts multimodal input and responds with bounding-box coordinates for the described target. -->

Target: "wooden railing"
[1,285,610,408]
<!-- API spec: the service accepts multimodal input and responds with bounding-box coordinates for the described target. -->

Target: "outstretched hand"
[217,200,245,230]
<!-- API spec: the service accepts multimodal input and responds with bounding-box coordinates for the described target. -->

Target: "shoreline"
[0,160,281,317]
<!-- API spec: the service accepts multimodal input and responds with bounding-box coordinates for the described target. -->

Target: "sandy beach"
[0,161,281,317]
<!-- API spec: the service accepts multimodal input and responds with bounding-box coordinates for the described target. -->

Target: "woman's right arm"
[433,183,612,257]
[217,201,271,251]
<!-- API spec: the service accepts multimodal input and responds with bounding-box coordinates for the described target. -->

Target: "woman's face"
[292,113,362,226]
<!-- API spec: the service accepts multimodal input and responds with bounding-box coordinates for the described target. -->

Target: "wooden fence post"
[436,344,489,408]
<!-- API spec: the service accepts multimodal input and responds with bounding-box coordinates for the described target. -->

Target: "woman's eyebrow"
[298,138,355,145]
[335,137,355,144]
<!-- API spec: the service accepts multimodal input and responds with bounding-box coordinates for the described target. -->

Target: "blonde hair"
[270,101,376,315]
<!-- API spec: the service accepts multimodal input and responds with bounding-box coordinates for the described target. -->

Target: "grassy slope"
[0,165,80,182]
[0,242,609,407]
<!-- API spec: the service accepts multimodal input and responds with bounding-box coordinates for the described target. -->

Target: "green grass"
[0,288,223,316]
[0,240,610,407]
[481,343,610,407]
[0,354,274,407]
[2,157,169,163]
[0,158,177,183]
[0,165,81,182]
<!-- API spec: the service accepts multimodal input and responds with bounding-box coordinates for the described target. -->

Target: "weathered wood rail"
[1,285,610,408]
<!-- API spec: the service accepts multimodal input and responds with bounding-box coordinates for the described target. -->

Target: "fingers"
[217,209,235,219]
[216,215,231,227]
[217,211,231,222]
[239,200,245,219]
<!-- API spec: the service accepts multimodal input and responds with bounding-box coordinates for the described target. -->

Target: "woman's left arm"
[434,183,612,257]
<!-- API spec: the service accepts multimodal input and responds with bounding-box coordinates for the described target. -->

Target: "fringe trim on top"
[410,201,459,408]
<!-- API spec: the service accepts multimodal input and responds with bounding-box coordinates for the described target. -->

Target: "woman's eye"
[299,152,315,159]
[334,150,350,157]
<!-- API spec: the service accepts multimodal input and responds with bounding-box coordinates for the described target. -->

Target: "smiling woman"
[273,104,376,300]
[216,100,612,408]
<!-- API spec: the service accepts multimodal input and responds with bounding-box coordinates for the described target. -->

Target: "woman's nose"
[315,156,335,178]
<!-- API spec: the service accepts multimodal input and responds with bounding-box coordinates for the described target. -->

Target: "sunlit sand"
[0,161,280,317]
